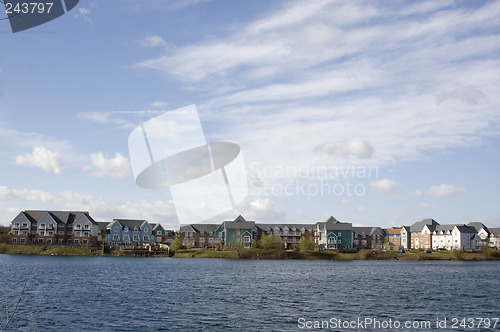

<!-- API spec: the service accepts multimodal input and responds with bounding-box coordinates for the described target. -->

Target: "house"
[488,228,500,249]
[467,222,490,241]
[107,219,154,248]
[353,227,386,249]
[386,227,402,248]
[454,225,482,251]
[410,219,440,249]
[256,224,314,249]
[10,210,99,246]
[215,215,256,248]
[432,224,482,251]
[431,224,455,250]
[400,226,411,249]
[315,216,353,250]
[150,223,176,247]
[179,223,219,248]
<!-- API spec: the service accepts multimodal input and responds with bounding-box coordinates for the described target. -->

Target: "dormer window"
[144,228,149,233]
[124,227,129,232]
[134,226,139,231]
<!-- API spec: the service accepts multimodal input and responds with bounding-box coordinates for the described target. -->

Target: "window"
[113,235,119,241]
[74,239,79,244]
[38,238,43,243]
[58,239,64,244]
[123,235,130,242]
[114,226,119,232]
[144,228,149,233]
[12,238,17,243]
[83,232,89,237]
[133,235,139,241]
[243,236,250,243]
[82,239,88,244]
[124,227,129,232]
[84,224,90,230]
[156,236,162,242]
[13,223,20,228]
[134,226,139,231]
[12,230,19,235]
[156,231,162,235]
[75,231,81,237]
[143,235,149,242]
[40,223,45,228]
[46,239,52,244]
[40,231,45,236]
[22,223,27,228]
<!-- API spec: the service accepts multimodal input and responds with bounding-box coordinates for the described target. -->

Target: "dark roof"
[113,219,147,229]
[224,221,255,229]
[192,224,220,233]
[353,227,384,236]
[489,228,500,236]
[467,222,489,233]
[434,224,457,232]
[256,224,314,231]
[96,222,108,232]
[222,215,255,229]
[455,225,478,234]
[410,219,439,232]
[23,210,95,225]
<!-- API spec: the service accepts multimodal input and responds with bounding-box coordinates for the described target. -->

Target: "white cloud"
[141,35,167,48]
[315,136,375,159]
[416,184,466,198]
[88,152,132,179]
[60,191,179,228]
[369,178,399,195]
[417,202,437,210]
[14,146,62,174]
[0,185,59,203]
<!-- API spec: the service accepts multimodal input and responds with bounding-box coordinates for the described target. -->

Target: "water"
[0,255,499,331]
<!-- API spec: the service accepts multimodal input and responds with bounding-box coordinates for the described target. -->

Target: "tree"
[299,237,315,251]
[258,234,284,251]
[170,237,182,253]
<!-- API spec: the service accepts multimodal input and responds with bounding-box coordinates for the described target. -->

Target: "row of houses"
[7,210,500,251]
[180,216,500,252]
[9,210,176,248]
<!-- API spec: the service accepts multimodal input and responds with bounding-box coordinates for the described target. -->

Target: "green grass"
[0,243,100,256]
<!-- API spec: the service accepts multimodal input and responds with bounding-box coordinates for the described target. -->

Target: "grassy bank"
[171,248,500,261]
[0,243,100,256]
[2,244,500,260]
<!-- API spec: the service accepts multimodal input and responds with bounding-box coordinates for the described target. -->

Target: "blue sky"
[1,0,499,229]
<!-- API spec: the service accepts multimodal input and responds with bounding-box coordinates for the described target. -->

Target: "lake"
[0,255,499,331]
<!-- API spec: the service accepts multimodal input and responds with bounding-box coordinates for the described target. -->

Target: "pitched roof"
[386,227,402,235]
[353,227,384,236]
[256,224,314,232]
[410,218,439,232]
[455,225,478,234]
[222,215,255,229]
[192,224,220,233]
[489,228,500,236]
[467,222,489,233]
[113,219,148,229]
[23,210,96,225]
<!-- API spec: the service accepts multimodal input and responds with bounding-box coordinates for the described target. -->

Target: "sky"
[1,0,499,230]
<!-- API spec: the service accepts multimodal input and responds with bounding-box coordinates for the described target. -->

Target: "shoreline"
[1,244,499,261]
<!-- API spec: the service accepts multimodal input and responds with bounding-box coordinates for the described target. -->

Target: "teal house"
[215,215,255,248]
[315,216,353,250]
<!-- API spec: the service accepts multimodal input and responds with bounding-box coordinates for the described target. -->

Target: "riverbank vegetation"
[1,243,499,260]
